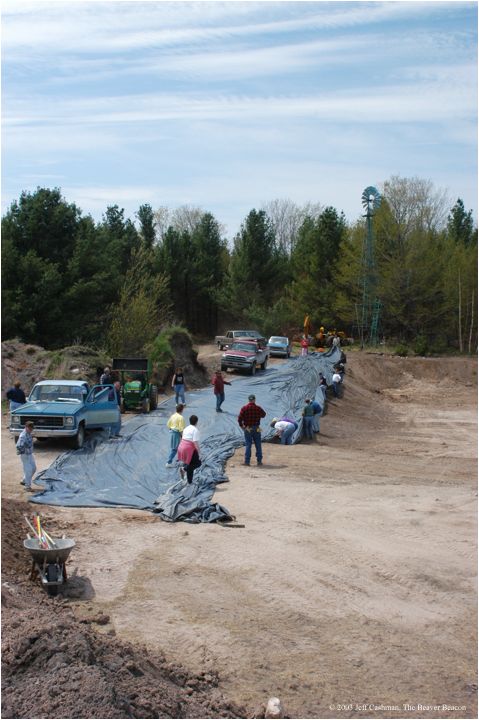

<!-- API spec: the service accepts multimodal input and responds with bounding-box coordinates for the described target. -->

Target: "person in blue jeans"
[302,399,314,439]
[271,417,297,445]
[166,404,185,467]
[311,399,322,433]
[332,371,342,398]
[212,370,231,412]
[238,394,266,466]
[171,367,186,405]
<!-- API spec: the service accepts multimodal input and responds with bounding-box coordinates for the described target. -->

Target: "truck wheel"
[217,342,223,350]
[250,363,256,376]
[120,399,126,414]
[261,358,268,371]
[149,385,158,410]
[13,434,19,443]
[73,424,85,449]
[221,365,228,372]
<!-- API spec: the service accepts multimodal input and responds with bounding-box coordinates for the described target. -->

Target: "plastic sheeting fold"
[32,349,341,522]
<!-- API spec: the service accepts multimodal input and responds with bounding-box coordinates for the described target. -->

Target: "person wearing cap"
[270,417,297,445]
[16,420,37,491]
[238,394,266,466]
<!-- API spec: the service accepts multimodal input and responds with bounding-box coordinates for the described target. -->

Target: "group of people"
[164,362,334,480]
[9,349,344,492]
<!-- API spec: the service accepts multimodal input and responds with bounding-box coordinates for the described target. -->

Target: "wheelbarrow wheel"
[46,564,59,596]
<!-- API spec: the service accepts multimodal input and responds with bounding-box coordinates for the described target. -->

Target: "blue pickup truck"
[9,380,121,449]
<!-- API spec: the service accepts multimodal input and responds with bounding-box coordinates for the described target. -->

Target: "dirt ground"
[2,347,477,719]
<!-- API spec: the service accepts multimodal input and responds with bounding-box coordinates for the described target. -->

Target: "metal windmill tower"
[356,186,382,348]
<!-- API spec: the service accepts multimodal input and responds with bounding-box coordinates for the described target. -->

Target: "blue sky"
[2,0,477,239]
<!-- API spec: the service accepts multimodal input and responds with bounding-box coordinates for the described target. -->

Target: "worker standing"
[300,335,309,357]
[302,399,314,439]
[16,420,36,492]
[212,370,231,413]
[166,403,185,467]
[332,370,342,398]
[6,380,27,412]
[177,415,202,484]
[238,394,266,466]
[311,398,322,433]
[171,367,187,406]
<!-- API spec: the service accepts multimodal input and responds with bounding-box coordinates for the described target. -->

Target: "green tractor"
[112,358,158,413]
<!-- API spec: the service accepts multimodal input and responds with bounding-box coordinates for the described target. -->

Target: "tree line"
[2,177,477,355]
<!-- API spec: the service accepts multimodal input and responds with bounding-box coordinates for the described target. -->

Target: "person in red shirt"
[300,335,309,356]
[238,394,266,466]
[212,370,231,412]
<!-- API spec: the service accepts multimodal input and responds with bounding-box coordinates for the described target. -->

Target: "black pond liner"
[31,348,341,522]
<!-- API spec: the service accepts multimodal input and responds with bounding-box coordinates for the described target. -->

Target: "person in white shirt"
[332,371,342,398]
[270,417,297,445]
[176,415,201,484]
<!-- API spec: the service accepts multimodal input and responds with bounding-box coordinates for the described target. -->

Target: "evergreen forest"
[2,176,477,356]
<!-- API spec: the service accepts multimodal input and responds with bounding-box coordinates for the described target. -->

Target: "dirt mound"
[1,340,108,396]
[162,331,210,389]
[2,340,50,397]
[344,351,477,393]
[1,499,246,719]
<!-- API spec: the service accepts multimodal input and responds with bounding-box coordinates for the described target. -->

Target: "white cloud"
[2,0,465,56]
[4,75,475,129]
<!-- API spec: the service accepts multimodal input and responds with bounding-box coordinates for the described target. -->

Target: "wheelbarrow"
[24,536,75,596]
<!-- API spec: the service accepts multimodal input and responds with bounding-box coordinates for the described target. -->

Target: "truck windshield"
[231,343,257,352]
[30,385,86,402]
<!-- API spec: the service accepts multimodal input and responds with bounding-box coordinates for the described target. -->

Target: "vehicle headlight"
[65,417,74,426]
[11,416,21,425]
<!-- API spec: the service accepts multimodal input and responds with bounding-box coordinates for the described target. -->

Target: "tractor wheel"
[73,424,85,450]
[141,398,150,414]
[149,385,158,410]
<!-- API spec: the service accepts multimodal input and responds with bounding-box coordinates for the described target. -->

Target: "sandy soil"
[2,348,477,719]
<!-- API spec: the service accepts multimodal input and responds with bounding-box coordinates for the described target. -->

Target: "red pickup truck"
[221,339,269,376]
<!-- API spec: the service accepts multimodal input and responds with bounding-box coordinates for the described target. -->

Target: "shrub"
[394,344,409,357]
[413,335,428,356]
[47,351,63,373]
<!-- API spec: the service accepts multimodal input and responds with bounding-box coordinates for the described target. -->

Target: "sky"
[2,0,477,240]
